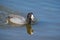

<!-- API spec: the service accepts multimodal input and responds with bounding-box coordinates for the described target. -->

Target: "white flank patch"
[10,17,25,24]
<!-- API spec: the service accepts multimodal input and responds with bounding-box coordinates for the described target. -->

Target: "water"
[0,0,60,40]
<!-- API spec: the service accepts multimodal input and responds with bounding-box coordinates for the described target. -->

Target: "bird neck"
[26,17,31,24]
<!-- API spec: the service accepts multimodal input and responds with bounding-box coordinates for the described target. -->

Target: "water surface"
[0,0,60,40]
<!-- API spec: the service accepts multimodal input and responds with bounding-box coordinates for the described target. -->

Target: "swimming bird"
[6,12,35,26]
[6,12,36,35]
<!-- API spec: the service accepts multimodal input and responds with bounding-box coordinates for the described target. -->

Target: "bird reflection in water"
[26,24,34,35]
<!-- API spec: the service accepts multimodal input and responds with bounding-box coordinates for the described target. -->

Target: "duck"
[6,12,35,26]
[6,12,36,35]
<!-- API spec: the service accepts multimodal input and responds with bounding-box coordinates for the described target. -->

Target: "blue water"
[0,0,60,40]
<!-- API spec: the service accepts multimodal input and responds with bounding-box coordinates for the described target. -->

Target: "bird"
[6,12,36,35]
[6,12,35,26]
